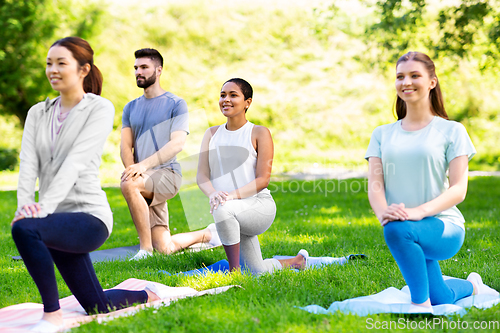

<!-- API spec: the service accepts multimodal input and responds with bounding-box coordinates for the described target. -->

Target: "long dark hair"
[51,37,103,95]
[395,52,448,120]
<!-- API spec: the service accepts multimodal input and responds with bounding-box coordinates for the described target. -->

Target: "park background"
[1,0,500,188]
[1,1,500,332]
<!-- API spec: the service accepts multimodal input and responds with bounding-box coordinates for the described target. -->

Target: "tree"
[0,0,58,126]
[0,0,106,126]
[364,0,500,70]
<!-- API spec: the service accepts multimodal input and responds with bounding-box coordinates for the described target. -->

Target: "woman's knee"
[212,203,233,222]
[11,220,32,242]
[383,221,413,244]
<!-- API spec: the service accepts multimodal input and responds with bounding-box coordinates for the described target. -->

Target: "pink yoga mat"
[0,278,231,332]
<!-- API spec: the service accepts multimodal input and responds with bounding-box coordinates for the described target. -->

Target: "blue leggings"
[11,213,148,314]
[384,217,473,305]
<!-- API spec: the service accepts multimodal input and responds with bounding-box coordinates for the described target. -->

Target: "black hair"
[223,78,253,100]
[134,48,163,67]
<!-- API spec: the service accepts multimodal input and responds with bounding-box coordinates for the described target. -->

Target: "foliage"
[1,178,499,331]
[361,0,500,168]
[0,0,499,177]
[367,0,427,66]
[436,0,497,63]
[0,148,18,171]
[0,0,107,126]
[365,0,500,68]
[0,0,58,125]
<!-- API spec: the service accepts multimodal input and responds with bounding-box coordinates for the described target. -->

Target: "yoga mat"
[0,278,237,332]
[300,284,500,316]
[158,254,367,277]
[12,242,221,263]
[163,259,230,276]
[273,254,367,268]
[90,245,140,262]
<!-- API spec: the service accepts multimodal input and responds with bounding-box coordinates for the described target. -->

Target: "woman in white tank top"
[197,78,308,274]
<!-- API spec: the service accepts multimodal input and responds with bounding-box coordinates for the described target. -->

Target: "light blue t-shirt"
[365,116,476,228]
[122,92,189,175]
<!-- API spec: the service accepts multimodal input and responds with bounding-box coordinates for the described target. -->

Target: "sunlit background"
[1,0,499,187]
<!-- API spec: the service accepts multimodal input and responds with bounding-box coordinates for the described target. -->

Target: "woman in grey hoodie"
[11,37,162,333]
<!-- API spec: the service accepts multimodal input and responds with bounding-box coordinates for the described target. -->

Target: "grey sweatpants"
[212,193,282,275]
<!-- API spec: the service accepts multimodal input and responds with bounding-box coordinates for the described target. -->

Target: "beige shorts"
[142,168,182,230]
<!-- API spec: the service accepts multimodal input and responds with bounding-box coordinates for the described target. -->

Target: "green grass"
[1,177,500,332]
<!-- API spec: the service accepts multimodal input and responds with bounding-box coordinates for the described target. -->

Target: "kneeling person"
[121,48,218,260]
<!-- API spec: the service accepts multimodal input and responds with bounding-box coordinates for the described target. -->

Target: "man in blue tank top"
[120,48,190,260]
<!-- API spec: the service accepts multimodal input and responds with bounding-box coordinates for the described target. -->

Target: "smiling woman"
[365,51,498,310]
[196,78,309,274]
[11,37,163,333]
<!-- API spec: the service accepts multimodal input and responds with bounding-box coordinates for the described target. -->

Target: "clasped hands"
[209,191,234,214]
[379,203,425,226]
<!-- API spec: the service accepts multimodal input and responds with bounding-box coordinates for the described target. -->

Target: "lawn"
[1,177,499,332]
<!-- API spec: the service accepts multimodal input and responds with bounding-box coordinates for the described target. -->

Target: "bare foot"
[205,223,222,247]
[41,309,63,326]
[289,254,307,269]
[145,289,160,302]
[278,249,308,269]
[411,299,431,308]
[203,227,212,243]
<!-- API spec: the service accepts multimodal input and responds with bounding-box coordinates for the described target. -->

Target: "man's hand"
[121,163,147,181]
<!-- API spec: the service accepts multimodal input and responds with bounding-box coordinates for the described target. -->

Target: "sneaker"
[297,249,309,269]
[206,223,222,247]
[346,254,368,260]
[129,249,153,261]
[467,272,499,297]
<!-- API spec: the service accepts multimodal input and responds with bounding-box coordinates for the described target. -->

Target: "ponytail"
[83,64,103,95]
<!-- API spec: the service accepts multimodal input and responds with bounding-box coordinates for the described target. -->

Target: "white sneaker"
[129,249,153,261]
[467,272,499,297]
[30,319,64,332]
[297,249,309,269]
[206,223,222,247]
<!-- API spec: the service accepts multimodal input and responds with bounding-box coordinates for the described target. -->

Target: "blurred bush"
[1,0,499,177]
[0,148,18,171]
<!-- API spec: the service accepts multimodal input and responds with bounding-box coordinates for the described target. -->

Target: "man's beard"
[136,72,156,89]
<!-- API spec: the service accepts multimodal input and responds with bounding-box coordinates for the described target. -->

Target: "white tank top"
[208,121,270,195]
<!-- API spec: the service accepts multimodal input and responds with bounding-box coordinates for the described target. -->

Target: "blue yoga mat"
[158,254,366,276]
[158,259,230,276]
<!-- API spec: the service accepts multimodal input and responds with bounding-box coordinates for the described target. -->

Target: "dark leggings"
[11,212,148,314]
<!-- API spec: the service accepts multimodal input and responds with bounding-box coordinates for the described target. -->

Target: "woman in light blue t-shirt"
[366,51,498,309]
